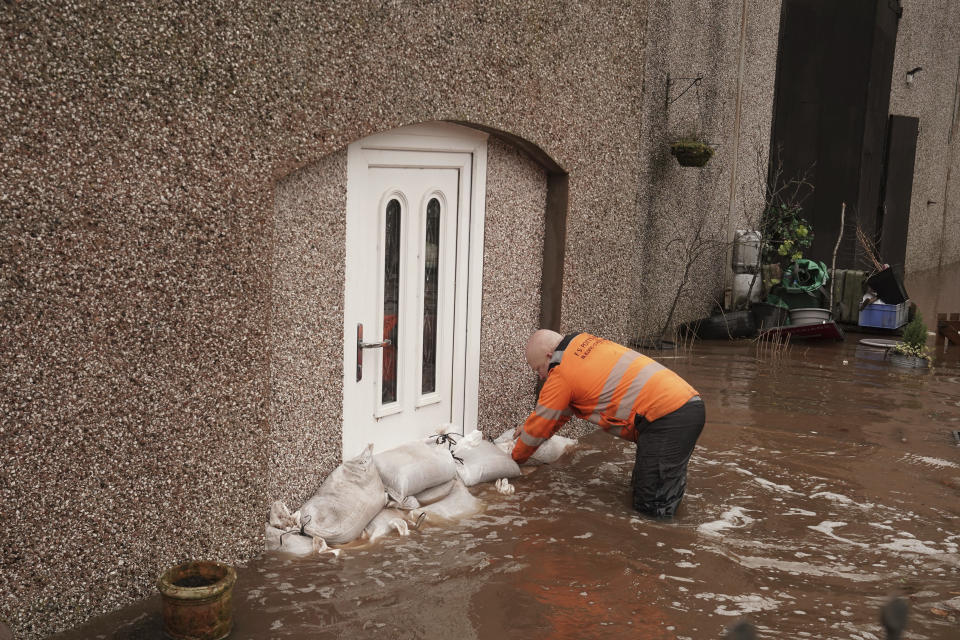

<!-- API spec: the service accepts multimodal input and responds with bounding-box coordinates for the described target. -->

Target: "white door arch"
[342,123,488,458]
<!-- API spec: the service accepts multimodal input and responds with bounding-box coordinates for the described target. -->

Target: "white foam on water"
[676,561,699,568]
[785,508,817,516]
[868,522,895,531]
[753,477,797,493]
[725,463,756,477]
[694,593,781,616]
[659,574,695,583]
[573,532,593,539]
[697,506,756,537]
[673,548,694,555]
[878,538,943,555]
[810,491,874,509]
[808,521,869,548]
[733,555,882,582]
[899,453,959,469]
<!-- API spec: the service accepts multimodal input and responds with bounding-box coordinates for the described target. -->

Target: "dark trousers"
[631,398,706,518]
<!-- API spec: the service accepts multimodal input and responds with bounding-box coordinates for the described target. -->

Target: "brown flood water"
[55,330,960,639]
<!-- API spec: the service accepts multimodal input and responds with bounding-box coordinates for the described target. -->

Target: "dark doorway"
[878,115,919,277]
[768,0,902,269]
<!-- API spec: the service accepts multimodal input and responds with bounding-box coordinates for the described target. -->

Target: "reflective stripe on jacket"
[512,332,699,463]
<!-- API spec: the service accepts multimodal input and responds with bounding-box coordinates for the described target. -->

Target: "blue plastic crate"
[858,301,908,329]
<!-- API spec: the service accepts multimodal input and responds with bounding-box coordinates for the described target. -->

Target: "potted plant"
[670,139,714,167]
[761,203,814,273]
[887,311,931,369]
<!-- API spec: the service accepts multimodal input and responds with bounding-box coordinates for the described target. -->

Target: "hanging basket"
[670,140,714,167]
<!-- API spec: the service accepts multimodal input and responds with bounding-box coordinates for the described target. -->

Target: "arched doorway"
[342,122,488,456]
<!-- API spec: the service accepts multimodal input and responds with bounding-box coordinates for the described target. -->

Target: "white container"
[732,273,762,309]
[732,230,762,274]
[790,307,831,326]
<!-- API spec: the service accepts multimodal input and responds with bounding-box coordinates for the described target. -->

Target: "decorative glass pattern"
[382,199,400,404]
[422,198,440,394]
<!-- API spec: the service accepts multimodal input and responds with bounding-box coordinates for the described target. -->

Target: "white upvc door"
[343,124,487,458]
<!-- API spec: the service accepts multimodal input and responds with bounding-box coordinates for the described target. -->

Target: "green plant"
[670,140,714,167]
[893,311,930,359]
[761,203,814,271]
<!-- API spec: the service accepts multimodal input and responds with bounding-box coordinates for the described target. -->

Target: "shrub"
[893,311,929,359]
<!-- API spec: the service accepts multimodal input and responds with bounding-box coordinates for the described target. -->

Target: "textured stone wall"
[888,0,960,273]
[0,1,650,636]
[269,149,347,507]
[631,0,783,340]
[477,138,547,437]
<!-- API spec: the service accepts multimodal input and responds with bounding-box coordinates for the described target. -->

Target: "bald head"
[525,329,563,380]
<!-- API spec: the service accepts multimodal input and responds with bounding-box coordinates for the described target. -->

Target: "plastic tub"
[859,301,909,329]
[790,307,831,326]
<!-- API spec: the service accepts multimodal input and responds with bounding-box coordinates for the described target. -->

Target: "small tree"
[893,311,930,360]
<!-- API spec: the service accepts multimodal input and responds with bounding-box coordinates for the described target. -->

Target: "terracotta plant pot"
[670,141,714,167]
[157,560,237,640]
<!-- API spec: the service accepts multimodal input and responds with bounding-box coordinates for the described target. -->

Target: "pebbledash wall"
[890,0,960,276]
[3,1,955,638]
[1,2,660,637]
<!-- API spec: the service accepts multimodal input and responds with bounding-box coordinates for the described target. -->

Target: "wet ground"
[54,332,960,640]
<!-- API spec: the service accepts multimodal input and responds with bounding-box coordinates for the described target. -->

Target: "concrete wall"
[632,0,783,339]
[888,0,960,274]
[270,149,347,506]
[0,1,648,636]
[477,138,547,436]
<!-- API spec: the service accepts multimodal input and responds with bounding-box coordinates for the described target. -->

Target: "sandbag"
[268,500,300,529]
[264,524,318,555]
[420,478,483,521]
[413,478,457,506]
[374,441,457,497]
[363,508,412,542]
[494,429,577,464]
[385,489,420,510]
[299,443,387,545]
[455,439,521,486]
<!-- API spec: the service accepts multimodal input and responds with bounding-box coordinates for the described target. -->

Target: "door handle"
[356,323,391,381]
[359,340,392,349]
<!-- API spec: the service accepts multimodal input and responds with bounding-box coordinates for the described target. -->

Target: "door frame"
[342,122,488,457]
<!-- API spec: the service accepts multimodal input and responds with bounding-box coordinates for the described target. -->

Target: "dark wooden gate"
[878,115,919,277]
[768,0,902,269]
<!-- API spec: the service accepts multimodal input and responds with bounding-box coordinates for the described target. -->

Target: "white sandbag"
[451,429,483,455]
[374,441,457,497]
[413,478,457,506]
[299,443,387,545]
[455,439,521,486]
[363,508,412,542]
[494,429,577,464]
[420,478,483,521]
[385,489,420,510]
[264,524,319,555]
[268,500,300,529]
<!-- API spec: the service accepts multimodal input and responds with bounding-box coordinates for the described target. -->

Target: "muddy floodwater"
[54,337,960,639]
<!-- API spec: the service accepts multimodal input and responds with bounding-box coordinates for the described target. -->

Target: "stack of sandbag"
[493,428,578,464]
[265,426,545,554]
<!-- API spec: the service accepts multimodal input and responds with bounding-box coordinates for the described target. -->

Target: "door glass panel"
[382,198,400,404]
[422,198,440,394]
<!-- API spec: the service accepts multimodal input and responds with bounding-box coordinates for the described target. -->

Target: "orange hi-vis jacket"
[512,333,699,464]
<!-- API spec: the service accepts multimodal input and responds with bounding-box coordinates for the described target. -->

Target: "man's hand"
[513,426,522,439]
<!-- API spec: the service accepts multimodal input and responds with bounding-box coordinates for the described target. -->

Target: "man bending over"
[512,330,705,518]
